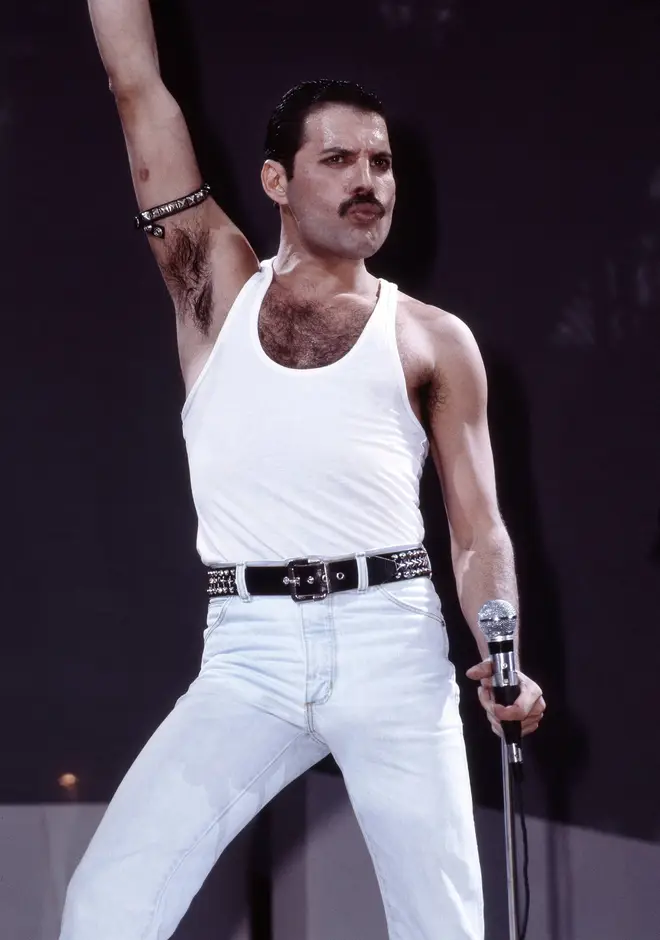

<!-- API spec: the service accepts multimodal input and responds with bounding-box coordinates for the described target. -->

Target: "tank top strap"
[376,276,399,330]
[363,275,399,360]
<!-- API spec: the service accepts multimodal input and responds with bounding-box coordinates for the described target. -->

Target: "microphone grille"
[477,599,517,640]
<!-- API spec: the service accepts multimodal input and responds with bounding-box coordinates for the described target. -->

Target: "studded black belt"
[206,546,432,603]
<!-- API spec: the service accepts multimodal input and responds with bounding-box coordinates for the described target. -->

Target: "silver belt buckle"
[284,558,329,602]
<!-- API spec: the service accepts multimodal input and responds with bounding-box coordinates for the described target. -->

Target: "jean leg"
[315,581,484,940]
[60,597,327,940]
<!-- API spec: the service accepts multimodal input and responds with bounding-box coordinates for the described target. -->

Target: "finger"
[485,710,503,737]
[523,710,542,726]
[494,685,544,721]
[487,705,543,737]
[476,682,544,737]
[522,713,541,734]
[479,690,505,740]
[526,703,546,722]
[492,703,529,722]
[516,676,544,708]
[466,660,493,680]
[520,705,546,735]
[477,684,496,714]
[489,697,545,736]
[477,683,494,701]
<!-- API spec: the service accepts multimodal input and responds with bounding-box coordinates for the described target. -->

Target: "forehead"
[301,104,390,152]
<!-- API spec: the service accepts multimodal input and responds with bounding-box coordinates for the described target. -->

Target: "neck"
[273,228,375,297]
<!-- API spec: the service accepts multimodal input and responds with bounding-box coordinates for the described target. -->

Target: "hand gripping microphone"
[477,599,523,767]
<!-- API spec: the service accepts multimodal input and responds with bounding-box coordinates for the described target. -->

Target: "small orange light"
[58,773,79,790]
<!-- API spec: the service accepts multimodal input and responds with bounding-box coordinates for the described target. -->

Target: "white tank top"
[181,259,429,564]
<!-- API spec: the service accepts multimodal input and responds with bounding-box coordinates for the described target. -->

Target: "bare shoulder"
[396,291,487,417]
[397,291,483,369]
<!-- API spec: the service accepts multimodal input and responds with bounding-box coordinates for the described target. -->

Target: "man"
[61,1,546,938]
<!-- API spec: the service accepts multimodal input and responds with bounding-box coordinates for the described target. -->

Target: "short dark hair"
[264,79,386,179]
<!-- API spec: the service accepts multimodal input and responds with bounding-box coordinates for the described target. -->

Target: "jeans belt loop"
[356,552,368,593]
[235,562,252,602]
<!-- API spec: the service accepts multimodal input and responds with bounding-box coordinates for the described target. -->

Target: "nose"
[350,157,374,193]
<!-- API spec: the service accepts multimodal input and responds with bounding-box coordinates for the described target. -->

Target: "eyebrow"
[320,146,393,159]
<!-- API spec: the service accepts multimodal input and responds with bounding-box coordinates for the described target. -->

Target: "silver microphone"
[477,599,522,764]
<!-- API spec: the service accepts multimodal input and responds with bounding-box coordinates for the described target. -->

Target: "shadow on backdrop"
[484,354,590,940]
[371,117,441,300]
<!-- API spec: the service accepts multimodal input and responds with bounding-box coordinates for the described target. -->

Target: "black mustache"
[338,195,385,218]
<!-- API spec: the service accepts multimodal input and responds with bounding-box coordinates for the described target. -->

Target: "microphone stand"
[476,600,524,940]
[501,740,522,940]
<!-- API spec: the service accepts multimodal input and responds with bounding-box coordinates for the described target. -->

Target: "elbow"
[106,64,163,108]
[110,75,177,125]
[109,77,149,108]
[451,520,511,561]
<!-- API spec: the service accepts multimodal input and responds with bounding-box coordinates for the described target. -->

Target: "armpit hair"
[161,224,213,335]
[425,378,448,413]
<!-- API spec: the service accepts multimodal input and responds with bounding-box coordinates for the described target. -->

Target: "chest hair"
[258,285,375,369]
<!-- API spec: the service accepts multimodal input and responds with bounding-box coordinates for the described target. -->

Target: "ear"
[261,160,289,207]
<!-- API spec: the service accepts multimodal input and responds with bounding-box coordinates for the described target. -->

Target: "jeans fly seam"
[312,595,336,707]
[142,730,308,940]
[305,704,327,746]
[298,604,319,738]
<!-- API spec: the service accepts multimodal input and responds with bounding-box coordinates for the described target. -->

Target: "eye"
[372,156,392,170]
[323,154,345,165]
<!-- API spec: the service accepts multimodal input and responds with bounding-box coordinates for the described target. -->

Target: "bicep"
[117,82,201,213]
[428,321,501,550]
[115,81,258,313]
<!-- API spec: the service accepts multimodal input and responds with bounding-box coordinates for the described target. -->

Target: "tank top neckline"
[249,258,391,378]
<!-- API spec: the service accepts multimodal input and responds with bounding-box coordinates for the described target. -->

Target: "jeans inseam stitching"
[344,786,406,940]
[141,729,308,940]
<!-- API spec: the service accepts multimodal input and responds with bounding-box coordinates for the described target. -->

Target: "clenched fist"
[466,660,546,737]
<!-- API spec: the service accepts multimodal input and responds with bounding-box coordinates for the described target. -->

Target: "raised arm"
[88,0,258,381]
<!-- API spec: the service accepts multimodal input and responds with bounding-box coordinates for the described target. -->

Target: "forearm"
[88,0,160,94]
[452,525,519,661]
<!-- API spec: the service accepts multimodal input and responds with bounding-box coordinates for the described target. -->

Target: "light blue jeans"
[60,576,484,939]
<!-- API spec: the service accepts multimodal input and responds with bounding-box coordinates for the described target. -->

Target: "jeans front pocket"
[376,578,451,659]
[203,596,233,644]
[376,577,446,625]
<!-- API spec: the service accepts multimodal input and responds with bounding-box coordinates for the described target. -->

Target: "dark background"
[2,0,659,849]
